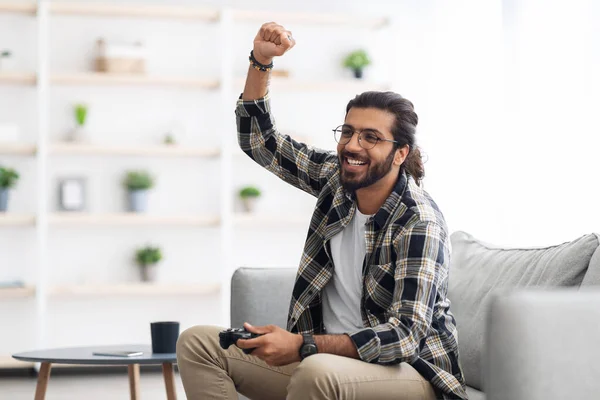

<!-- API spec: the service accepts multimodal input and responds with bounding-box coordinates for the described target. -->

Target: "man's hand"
[253,22,295,65]
[236,322,303,367]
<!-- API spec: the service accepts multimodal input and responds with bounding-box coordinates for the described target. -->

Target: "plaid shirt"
[236,94,467,400]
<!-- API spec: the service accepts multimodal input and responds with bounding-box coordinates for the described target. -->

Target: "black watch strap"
[300,334,318,359]
[302,333,316,346]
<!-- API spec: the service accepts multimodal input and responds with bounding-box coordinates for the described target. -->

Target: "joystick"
[219,328,262,354]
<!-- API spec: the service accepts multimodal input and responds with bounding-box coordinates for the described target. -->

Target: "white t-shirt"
[322,208,371,334]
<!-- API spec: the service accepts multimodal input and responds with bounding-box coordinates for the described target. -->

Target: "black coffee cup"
[151,321,180,353]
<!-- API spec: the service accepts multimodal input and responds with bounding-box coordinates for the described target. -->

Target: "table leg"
[128,364,140,400]
[34,362,52,400]
[162,362,177,400]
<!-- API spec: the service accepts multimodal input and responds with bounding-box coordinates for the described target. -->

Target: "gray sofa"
[231,231,600,399]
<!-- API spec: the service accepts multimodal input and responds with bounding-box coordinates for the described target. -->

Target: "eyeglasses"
[332,125,400,150]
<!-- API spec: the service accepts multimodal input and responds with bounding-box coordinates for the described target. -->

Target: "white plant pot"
[241,197,258,213]
[128,189,149,213]
[140,264,158,282]
[65,125,87,142]
[0,188,9,212]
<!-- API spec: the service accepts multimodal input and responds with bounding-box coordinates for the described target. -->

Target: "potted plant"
[164,133,176,145]
[135,245,162,282]
[66,103,88,142]
[239,186,261,213]
[123,170,154,212]
[0,166,19,212]
[343,49,371,79]
[0,50,14,71]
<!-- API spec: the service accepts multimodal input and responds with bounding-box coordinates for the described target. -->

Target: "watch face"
[301,344,318,358]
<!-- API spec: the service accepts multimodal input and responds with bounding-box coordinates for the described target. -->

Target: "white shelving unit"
[49,2,220,21]
[48,282,220,296]
[51,72,220,89]
[0,1,36,15]
[236,76,391,92]
[0,214,36,226]
[0,143,37,155]
[48,213,220,226]
[0,0,392,368]
[49,143,220,158]
[0,286,36,298]
[0,71,37,85]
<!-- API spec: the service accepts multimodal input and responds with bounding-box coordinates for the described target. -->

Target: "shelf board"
[0,286,36,298]
[0,72,36,85]
[50,143,220,158]
[0,214,36,226]
[237,77,390,92]
[0,355,34,369]
[232,10,388,29]
[51,72,220,89]
[49,283,221,296]
[49,213,220,227]
[234,213,310,226]
[0,2,36,15]
[49,2,219,21]
[0,143,37,155]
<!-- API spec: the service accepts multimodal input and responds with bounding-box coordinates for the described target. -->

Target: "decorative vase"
[353,68,363,79]
[241,197,258,213]
[140,264,158,282]
[65,125,87,142]
[128,189,148,213]
[0,188,9,212]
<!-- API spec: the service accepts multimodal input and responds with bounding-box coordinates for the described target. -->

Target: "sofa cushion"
[485,289,600,400]
[581,234,600,285]
[466,386,486,400]
[230,267,297,328]
[447,231,600,390]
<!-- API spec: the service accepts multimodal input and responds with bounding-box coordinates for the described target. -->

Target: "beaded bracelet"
[249,50,274,72]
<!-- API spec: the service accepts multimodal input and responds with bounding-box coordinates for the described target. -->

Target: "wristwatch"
[299,334,318,360]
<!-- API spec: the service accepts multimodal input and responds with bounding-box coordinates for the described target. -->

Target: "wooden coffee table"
[12,344,177,400]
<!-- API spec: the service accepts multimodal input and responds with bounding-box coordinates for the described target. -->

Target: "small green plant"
[343,50,371,70]
[74,104,88,126]
[239,186,261,198]
[123,170,154,191]
[164,133,176,145]
[0,167,19,189]
[0,50,11,58]
[135,245,162,266]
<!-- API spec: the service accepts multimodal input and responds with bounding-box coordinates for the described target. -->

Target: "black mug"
[151,321,180,353]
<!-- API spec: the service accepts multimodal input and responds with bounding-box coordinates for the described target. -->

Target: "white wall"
[0,0,599,354]
[497,0,600,246]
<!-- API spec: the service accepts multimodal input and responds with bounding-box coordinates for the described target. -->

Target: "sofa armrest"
[485,288,600,400]
[230,267,297,329]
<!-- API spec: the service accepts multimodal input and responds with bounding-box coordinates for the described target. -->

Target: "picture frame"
[58,177,87,212]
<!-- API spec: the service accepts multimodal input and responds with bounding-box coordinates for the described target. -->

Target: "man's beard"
[339,148,396,192]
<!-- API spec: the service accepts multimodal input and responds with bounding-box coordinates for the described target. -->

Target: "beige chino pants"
[176,325,437,400]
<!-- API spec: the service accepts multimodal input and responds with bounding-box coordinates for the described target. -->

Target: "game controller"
[219,328,262,354]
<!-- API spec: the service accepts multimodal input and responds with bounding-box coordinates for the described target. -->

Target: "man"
[177,22,467,400]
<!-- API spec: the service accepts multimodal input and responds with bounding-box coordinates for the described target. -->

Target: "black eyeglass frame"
[332,124,401,149]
